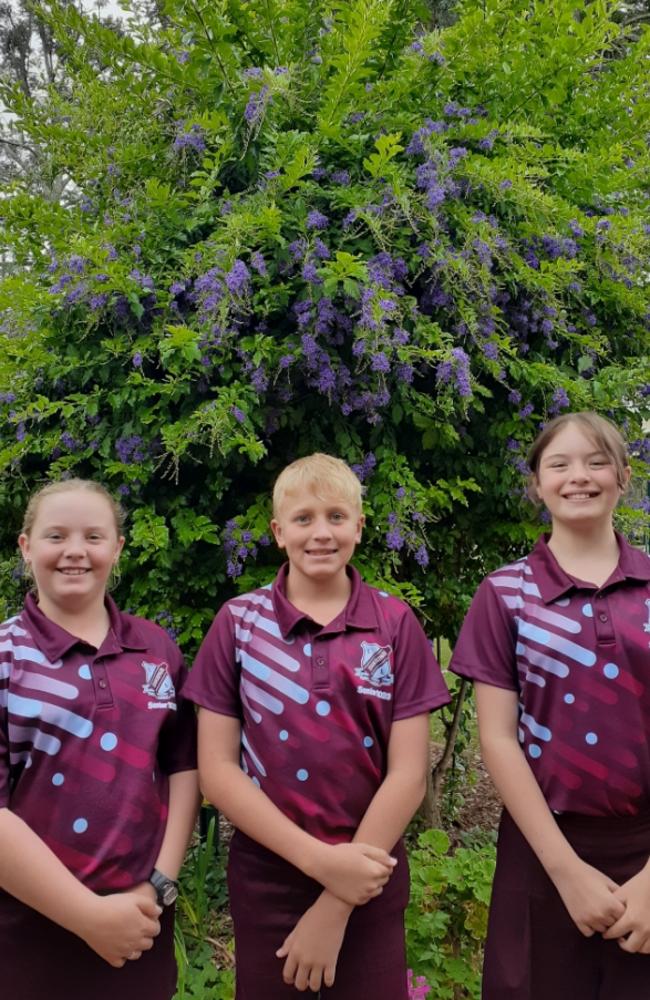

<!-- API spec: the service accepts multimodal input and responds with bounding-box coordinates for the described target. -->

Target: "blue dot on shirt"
[78,664,91,680]
[73,818,88,834]
[316,700,331,717]
[564,693,575,705]
[252,777,261,788]
[52,773,64,787]
[363,736,374,748]
[528,744,542,759]
[296,769,309,782]
[279,730,289,742]
[303,643,312,657]
[379,591,389,598]
[100,732,118,752]
[581,603,593,618]
[585,732,598,746]
[603,663,619,680]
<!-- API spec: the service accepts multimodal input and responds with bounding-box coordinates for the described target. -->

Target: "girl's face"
[533,422,630,531]
[18,490,124,616]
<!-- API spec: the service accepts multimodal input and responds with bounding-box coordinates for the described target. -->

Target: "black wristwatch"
[148,868,179,907]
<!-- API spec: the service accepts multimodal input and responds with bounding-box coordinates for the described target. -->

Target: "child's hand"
[311,842,396,906]
[276,891,352,992]
[603,868,650,952]
[553,858,625,936]
[81,892,162,967]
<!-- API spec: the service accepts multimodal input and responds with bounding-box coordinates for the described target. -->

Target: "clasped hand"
[81,884,162,967]
[313,841,396,905]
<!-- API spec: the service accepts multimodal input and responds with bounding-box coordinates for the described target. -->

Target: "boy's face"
[271,488,364,584]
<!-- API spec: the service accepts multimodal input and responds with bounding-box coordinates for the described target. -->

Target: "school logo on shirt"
[141,661,177,710]
[355,642,394,701]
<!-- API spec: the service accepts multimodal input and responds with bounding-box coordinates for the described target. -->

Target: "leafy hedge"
[1,0,648,643]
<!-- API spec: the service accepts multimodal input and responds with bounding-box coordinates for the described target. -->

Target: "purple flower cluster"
[436,348,472,398]
[174,124,206,153]
[223,518,270,579]
[245,85,270,126]
[306,209,329,231]
[350,452,376,483]
[225,259,251,296]
[116,434,145,464]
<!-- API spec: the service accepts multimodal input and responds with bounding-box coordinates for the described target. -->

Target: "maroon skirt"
[228,830,410,1000]
[0,890,177,1000]
[483,809,650,1000]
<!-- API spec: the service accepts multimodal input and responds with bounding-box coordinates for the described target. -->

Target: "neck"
[547,520,620,585]
[36,594,111,647]
[285,565,351,618]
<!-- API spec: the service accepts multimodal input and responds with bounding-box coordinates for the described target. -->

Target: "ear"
[270,518,285,549]
[354,513,365,543]
[115,535,125,559]
[620,465,632,494]
[18,533,30,562]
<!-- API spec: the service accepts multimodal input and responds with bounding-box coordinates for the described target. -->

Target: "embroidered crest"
[355,641,394,688]
[141,661,176,701]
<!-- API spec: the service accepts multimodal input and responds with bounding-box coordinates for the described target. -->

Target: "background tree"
[0,0,648,814]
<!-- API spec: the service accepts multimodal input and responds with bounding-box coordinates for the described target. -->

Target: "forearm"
[354,768,426,851]
[0,807,99,935]
[481,734,578,878]
[201,760,325,877]
[154,769,201,880]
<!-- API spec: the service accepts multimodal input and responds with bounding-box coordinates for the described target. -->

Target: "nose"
[312,517,333,539]
[568,462,590,482]
[61,535,86,558]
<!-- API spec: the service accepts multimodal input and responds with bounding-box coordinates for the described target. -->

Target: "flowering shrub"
[0,0,648,642]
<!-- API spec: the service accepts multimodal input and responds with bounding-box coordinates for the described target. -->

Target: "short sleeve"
[392,605,450,720]
[0,680,9,809]
[157,641,198,775]
[449,576,518,690]
[182,604,242,718]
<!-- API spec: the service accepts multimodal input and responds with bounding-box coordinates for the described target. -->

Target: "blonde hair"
[527,412,630,504]
[21,479,125,537]
[272,454,363,517]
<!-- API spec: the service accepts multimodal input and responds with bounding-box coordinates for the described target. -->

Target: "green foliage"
[0,0,648,643]
[405,827,496,999]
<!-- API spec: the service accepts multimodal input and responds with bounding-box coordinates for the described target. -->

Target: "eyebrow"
[542,450,609,461]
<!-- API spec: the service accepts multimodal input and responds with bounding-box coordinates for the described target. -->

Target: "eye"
[46,532,63,540]
[330,512,345,522]
[294,514,311,524]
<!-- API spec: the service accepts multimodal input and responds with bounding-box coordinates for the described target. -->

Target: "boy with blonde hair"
[184,454,449,998]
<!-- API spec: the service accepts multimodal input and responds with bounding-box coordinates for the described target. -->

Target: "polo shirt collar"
[21,592,148,660]
[528,531,650,605]
[272,563,378,638]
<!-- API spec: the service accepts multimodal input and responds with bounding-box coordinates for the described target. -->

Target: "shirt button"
[98,679,107,689]
[316,657,325,667]
[598,613,608,623]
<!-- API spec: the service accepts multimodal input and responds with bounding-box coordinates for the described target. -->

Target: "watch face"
[162,882,178,906]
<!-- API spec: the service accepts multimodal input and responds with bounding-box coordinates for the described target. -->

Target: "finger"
[140,937,155,952]
[618,932,642,953]
[110,958,126,968]
[308,965,323,992]
[324,962,337,988]
[604,916,631,940]
[361,845,396,867]
[282,954,298,985]
[294,963,310,991]
[604,877,622,892]
[128,950,142,961]
[577,923,595,938]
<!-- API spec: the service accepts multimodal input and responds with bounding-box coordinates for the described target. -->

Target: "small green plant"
[174,818,234,1000]
[405,827,496,999]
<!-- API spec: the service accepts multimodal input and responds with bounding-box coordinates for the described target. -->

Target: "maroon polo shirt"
[450,533,650,816]
[184,564,450,843]
[0,594,197,891]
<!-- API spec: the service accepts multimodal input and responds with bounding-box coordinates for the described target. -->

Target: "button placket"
[312,643,329,690]
[593,595,615,645]
[92,658,114,707]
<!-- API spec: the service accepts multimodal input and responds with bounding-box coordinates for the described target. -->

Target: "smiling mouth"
[57,568,91,575]
[306,549,337,556]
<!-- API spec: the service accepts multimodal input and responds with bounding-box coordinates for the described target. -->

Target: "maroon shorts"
[227,831,410,1000]
[0,890,177,1000]
[483,809,650,1000]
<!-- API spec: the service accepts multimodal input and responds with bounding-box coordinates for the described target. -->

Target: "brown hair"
[21,479,125,537]
[527,412,630,504]
[272,453,363,517]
